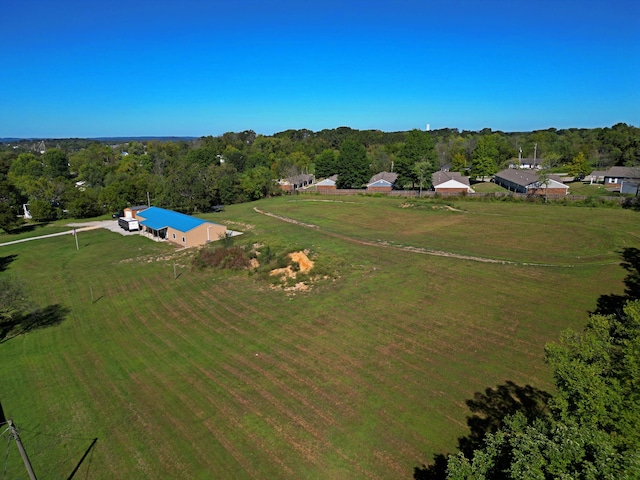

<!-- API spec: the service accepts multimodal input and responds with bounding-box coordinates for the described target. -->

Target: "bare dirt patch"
[399,203,465,213]
[269,250,315,293]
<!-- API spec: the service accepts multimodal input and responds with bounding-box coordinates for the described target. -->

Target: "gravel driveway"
[66,220,141,236]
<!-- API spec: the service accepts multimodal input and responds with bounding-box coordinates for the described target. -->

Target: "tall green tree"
[0,204,22,233]
[28,198,58,222]
[43,148,70,179]
[451,152,468,174]
[336,139,369,189]
[159,160,210,213]
[470,156,497,180]
[566,152,591,178]
[368,145,394,176]
[239,166,275,201]
[209,163,239,206]
[314,149,339,178]
[0,175,24,232]
[446,301,640,479]
[471,136,498,179]
[396,129,436,188]
[413,161,437,196]
[8,153,43,182]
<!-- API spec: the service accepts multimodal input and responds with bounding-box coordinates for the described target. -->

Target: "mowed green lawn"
[0,195,636,479]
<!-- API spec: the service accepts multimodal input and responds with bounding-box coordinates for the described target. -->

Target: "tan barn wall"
[167,223,227,247]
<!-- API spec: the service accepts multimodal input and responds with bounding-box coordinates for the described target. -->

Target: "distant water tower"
[426,124,431,131]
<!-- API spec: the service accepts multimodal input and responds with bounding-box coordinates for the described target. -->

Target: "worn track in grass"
[253,207,615,268]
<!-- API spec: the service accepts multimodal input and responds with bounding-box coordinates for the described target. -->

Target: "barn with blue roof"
[136,207,227,247]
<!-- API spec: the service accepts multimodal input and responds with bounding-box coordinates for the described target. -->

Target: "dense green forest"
[0,123,639,230]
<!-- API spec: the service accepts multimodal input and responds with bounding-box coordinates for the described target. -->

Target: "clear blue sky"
[2,0,638,138]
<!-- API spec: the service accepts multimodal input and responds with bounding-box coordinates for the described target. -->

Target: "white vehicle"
[118,217,139,231]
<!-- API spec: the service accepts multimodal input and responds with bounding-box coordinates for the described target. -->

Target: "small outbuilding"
[136,207,227,247]
[123,205,149,219]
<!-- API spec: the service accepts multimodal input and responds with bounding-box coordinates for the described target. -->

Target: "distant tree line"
[0,123,638,230]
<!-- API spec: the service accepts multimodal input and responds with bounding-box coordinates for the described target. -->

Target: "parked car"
[112,210,124,218]
[212,205,225,213]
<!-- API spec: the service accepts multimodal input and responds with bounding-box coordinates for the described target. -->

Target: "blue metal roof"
[137,207,214,232]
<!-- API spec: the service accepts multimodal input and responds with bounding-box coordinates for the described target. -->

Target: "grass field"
[0,195,637,479]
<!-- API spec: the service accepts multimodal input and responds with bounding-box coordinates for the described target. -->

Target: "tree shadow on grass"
[0,304,70,343]
[0,254,17,272]
[593,247,640,318]
[413,381,551,480]
[6,222,50,235]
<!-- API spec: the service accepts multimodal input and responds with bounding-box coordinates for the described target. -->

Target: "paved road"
[0,220,138,247]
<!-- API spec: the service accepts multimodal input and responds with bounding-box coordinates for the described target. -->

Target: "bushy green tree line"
[0,123,638,228]
[445,300,640,479]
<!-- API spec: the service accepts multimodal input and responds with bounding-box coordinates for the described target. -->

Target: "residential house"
[509,158,544,170]
[494,169,569,196]
[316,175,338,192]
[366,172,398,192]
[602,166,640,191]
[278,174,314,192]
[432,171,475,194]
[586,170,607,184]
[136,207,227,247]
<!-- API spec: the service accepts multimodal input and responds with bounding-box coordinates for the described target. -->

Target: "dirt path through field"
[253,207,515,264]
[252,207,602,267]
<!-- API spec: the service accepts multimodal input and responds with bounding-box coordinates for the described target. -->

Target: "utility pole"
[7,419,38,480]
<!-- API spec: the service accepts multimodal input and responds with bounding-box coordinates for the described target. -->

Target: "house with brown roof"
[366,172,397,192]
[494,169,569,196]
[432,171,475,194]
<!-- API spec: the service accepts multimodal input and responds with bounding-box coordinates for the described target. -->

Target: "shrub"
[192,245,250,270]
[623,196,640,211]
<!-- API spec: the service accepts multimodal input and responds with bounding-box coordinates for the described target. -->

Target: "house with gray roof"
[494,169,569,196]
[278,173,314,192]
[316,175,338,192]
[432,171,474,194]
[603,166,640,191]
[366,172,398,192]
